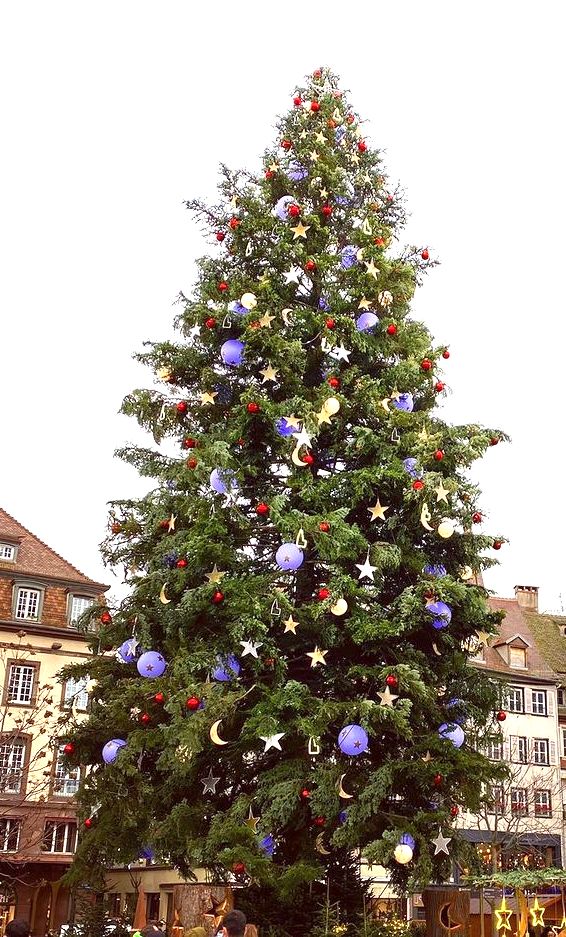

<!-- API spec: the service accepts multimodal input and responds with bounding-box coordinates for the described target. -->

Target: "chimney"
[514,585,539,612]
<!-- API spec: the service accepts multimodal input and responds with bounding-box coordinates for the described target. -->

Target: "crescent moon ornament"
[159,584,171,605]
[432,642,442,657]
[420,503,434,531]
[337,773,353,799]
[380,397,391,413]
[210,720,229,746]
[460,565,473,581]
[316,832,331,855]
[356,247,365,261]
[291,445,309,468]
[282,307,293,326]
[330,598,348,617]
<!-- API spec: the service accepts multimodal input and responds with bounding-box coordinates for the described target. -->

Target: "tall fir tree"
[62,68,507,908]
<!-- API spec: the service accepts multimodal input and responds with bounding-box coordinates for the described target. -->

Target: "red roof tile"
[0,507,108,591]
[484,597,557,680]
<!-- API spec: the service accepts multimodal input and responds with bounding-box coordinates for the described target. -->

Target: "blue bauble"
[338,809,348,824]
[403,457,422,479]
[356,312,379,333]
[213,655,241,682]
[399,833,416,849]
[287,160,308,181]
[220,339,244,367]
[139,846,155,861]
[423,564,447,578]
[166,480,177,491]
[274,195,296,221]
[276,417,297,437]
[319,296,331,312]
[275,542,304,571]
[341,245,358,269]
[214,384,232,404]
[438,723,465,749]
[338,724,369,756]
[137,651,167,678]
[210,468,238,495]
[427,600,452,630]
[335,126,347,144]
[260,835,275,857]
[117,639,138,664]
[447,698,466,725]
[392,393,414,412]
[228,301,248,316]
[102,739,127,764]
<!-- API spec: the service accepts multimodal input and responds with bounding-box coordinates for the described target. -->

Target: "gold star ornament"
[364,259,379,279]
[259,363,278,383]
[307,646,328,668]
[283,615,299,634]
[205,565,227,584]
[368,498,389,522]
[291,222,310,240]
[200,390,218,405]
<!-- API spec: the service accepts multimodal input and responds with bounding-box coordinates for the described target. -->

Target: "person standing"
[220,912,246,937]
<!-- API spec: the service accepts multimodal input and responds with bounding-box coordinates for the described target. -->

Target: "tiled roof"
[0,507,108,591]
[524,610,566,678]
[484,597,557,680]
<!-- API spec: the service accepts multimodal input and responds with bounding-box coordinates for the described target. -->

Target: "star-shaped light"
[368,498,389,522]
[201,769,221,794]
[431,829,451,856]
[377,686,398,707]
[529,898,545,927]
[307,646,328,668]
[200,390,218,405]
[293,427,313,449]
[240,639,263,658]
[244,805,259,833]
[283,414,301,429]
[355,552,377,581]
[358,297,372,310]
[434,480,450,503]
[474,630,492,647]
[205,565,227,584]
[309,150,320,162]
[315,131,326,145]
[291,222,310,240]
[331,343,351,362]
[284,267,300,285]
[283,615,299,634]
[167,514,177,532]
[494,898,513,932]
[258,311,275,328]
[259,363,278,383]
[260,733,285,752]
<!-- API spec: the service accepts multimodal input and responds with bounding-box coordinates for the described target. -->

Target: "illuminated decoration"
[494,897,513,932]
[529,897,545,927]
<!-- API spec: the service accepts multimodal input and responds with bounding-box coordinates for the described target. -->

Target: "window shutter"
[524,691,533,714]
[548,692,555,716]
[549,740,557,765]
[502,739,510,761]
[509,736,518,761]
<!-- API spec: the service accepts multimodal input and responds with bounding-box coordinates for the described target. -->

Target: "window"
[511,788,528,815]
[15,588,40,621]
[531,690,547,715]
[488,786,505,815]
[510,736,528,763]
[0,544,15,561]
[69,596,94,626]
[562,727,566,757]
[558,688,565,706]
[42,821,77,854]
[486,740,503,760]
[0,818,21,852]
[6,663,37,705]
[507,687,524,713]
[532,738,549,765]
[53,745,80,797]
[0,741,26,794]
[534,790,552,817]
[509,647,527,669]
[63,677,89,712]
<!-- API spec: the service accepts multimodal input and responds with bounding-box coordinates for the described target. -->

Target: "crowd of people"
[3,908,248,937]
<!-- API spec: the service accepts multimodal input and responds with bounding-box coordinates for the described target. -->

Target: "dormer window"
[0,543,16,562]
[11,582,45,623]
[509,646,527,669]
[493,634,530,669]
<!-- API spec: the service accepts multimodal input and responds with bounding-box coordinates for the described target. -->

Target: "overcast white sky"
[1,2,565,611]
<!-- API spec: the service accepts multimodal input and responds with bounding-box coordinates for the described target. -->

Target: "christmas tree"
[63,68,507,908]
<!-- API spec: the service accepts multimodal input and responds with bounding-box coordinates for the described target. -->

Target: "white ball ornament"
[438,520,455,539]
[240,292,257,310]
[394,844,413,864]
[323,397,341,416]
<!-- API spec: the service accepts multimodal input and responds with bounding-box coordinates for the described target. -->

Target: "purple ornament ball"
[287,160,308,181]
[392,393,414,412]
[117,639,138,664]
[438,723,465,748]
[341,245,358,269]
[356,312,379,333]
[228,301,248,316]
[274,195,295,221]
[220,340,244,367]
[399,833,416,849]
[403,457,421,478]
[137,651,167,678]
[210,468,237,494]
[338,724,369,756]
[260,834,275,857]
[427,600,452,630]
[102,738,127,764]
[275,417,297,437]
[213,655,241,682]
[275,543,304,571]
[423,564,447,578]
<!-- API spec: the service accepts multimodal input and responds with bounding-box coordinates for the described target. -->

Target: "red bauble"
[288,203,301,217]
[281,139,292,150]
[433,773,443,787]
[314,816,326,827]
[302,452,315,465]
[412,480,424,491]
[216,232,225,242]
[493,540,503,550]
[293,95,302,107]
[358,141,367,153]
[386,324,397,336]
[317,587,330,600]
[159,519,170,530]
[100,611,112,625]
[212,591,225,604]
[496,710,507,721]
[229,217,240,230]
[421,358,433,371]
[255,502,270,516]
[434,449,444,461]
[305,259,317,272]
[346,113,355,124]
[450,805,459,817]
[442,349,450,359]
[325,317,336,330]
[205,317,217,329]
[84,817,93,829]
[176,401,188,415]
[186,696,201,711]
[421,248,430,261]
[300,788,311,800]
[237,437,245,446]
[310,100,320,112]
[265,170,274,180]
[247,402,260,414]
[63,743,75,756]
[327,118,336,129]
[217,282,228,292]
[472,512,482,524]
[111,521,122,534]
[313,69,322,79]
[140,712,151,726]
[232,862,246,876]
[319,522,330,533]
[154,692,165,704]
[490,437,499,446]
[176,558,188,568]
[328,377,340,389]
[374,236,385,247]
[321,204,332,217]
[385,674,398,688]
[386,194,393,202]
[183,437,197,449]
[435,381,445,392]
[187,457,198,469]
